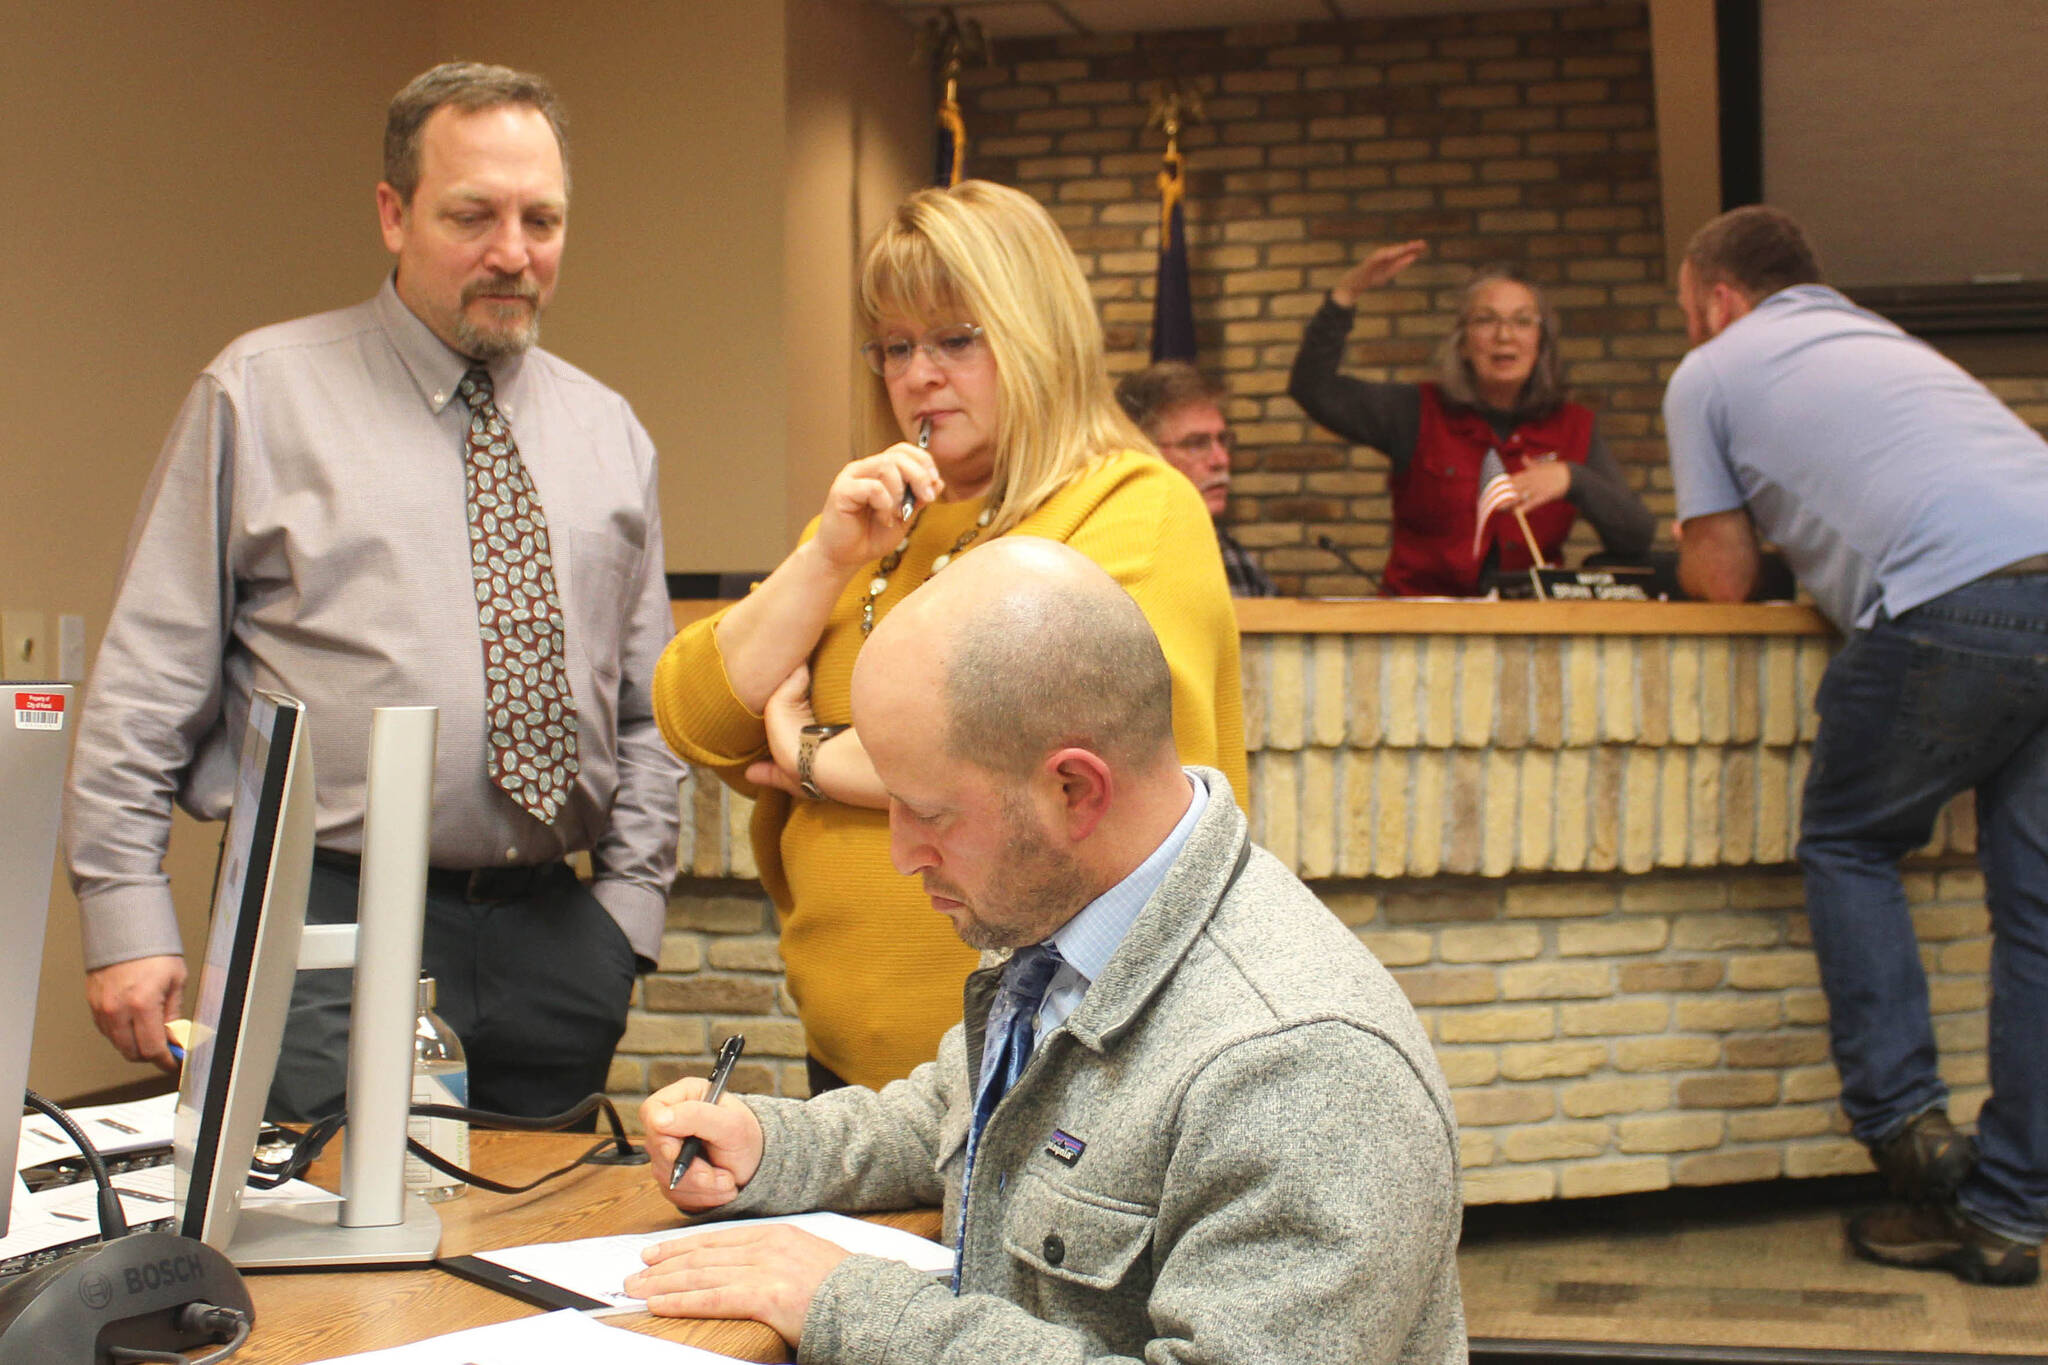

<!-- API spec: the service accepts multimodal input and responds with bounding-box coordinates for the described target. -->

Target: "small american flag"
[1473,449,1519,557]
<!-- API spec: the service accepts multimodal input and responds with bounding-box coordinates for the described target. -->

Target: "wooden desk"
[240,1131,941,1363]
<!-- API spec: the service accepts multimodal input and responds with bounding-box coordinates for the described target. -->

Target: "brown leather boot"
[1870,1109,1975,1205]
[1849,1201,2041,1286]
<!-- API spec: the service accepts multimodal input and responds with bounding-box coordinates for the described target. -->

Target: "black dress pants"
[266,855,637,1125]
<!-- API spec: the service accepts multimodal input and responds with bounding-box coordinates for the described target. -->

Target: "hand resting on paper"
[640,1075,764,1211]
[623,1222,853,1343]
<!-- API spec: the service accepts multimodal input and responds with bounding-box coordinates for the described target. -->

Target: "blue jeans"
[1799,575,2048,1245]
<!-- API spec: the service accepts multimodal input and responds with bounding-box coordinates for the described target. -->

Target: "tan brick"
[657,933,705,973]
[720,1018,807,1057]
[618,1013,709,1057]
[1671,994,1785,1023]
[1782,1065,1842,1103]
[1940,940,1992,973]
[1463,1167,1557,1203]
[1784,1139,1875,1179]
[1499,962,1612,1000]
[1461,1129,1497,1168]
[606,1057,645,1094]
[1618,959,1724,992]
[1723,1032,1831,1068]
[1502,1121,1613,1162]
[1727,1107,1835,1142]
[1618,1114,1724,1153]
[1673,1148,1783,1185]
[670,894,771,934]
[1556,919,1669,956]
[1358,929,1432,967]
[1438,1006,1555,1043]
[1325,891,1381,929]
[1935,1014,1988,1052]
[1618,879,1727,912]
[1783,989,1831,1026]
[1670,913,1782,951]
[1440,923,1542,963]
[1560,1158,1671,1199]
[1562,999,1671,1036]
[1385,886,1500,923]
[642,975,779,1014]
[1394,966,1499,1007]
[1561,1077,1670,1117]
[1504,880,1617,918]
[1500,1042,1607,1080]
[1455,1087,1557,1127]
[1726,952,1821,990]
[1727,874,1806,910]
[1436,1047,1501,1088]
[705,937,785,972]
[1912,904,1990,940]
[1613,1036,1721,1072]
[1677,1073,1779,1108]
[1937,868,1986,901]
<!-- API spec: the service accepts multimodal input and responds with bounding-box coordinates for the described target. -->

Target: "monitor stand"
[231,706,443,1270]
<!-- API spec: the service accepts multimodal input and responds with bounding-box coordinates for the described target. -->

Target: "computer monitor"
[0,683,74,1238]
[172,689,314,1251]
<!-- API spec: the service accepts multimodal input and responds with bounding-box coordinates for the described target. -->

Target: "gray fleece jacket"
[722,769,1466,1365]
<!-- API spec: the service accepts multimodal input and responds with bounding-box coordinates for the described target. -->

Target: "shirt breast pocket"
[1002,1169,1155,1291]
[561,527,633,682]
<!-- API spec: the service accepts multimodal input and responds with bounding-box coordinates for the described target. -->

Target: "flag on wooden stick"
[1473,449,1520,557]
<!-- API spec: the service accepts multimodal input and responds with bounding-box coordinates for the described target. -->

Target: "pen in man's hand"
[667,1033,746,1192]
[901,418,931,521]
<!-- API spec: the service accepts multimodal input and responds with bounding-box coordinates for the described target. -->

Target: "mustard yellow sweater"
[652,451,1247,1089]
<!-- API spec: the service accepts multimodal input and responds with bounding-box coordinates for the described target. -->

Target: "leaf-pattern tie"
[458,365,579,824]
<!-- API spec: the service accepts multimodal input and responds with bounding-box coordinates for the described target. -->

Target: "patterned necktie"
[955,942,1064,1291]
[457,365,579,824]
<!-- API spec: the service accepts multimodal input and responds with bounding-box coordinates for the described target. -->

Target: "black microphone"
[1316,535,1380,592]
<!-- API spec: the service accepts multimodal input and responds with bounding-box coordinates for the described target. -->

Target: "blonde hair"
[856,181,1154,535]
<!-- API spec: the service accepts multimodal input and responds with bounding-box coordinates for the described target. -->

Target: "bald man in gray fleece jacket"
[634,539,1465,1365]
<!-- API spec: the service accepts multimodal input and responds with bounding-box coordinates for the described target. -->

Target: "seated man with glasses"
[1116,362,1276,597]
[1288,241,1654,596]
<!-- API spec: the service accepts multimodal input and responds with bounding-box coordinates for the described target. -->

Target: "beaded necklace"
[859,506,994,634]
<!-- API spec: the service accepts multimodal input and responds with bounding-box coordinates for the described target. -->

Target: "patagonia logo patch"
[1044,1130,1085,1166]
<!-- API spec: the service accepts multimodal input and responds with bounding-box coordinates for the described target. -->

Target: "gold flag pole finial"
[914,8,989,186]
[1146,80,1206,236]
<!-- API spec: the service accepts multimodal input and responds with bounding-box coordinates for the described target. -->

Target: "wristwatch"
[797,724,851,800]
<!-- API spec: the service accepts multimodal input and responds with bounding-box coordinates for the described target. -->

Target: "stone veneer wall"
[612,629,1992,1204]
[942,1,2048,594]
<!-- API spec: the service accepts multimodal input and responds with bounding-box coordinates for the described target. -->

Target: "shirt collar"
[370,275,529,417]
[1045,771,1208,986]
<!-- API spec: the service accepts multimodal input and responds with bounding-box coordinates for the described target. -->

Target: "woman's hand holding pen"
[641,1074,765,1213]
[810,444,944,574]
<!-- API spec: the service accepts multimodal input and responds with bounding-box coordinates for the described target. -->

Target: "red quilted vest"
[1380,384,1595,597]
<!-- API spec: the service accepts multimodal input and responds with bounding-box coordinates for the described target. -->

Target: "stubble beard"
[456,276,543,360]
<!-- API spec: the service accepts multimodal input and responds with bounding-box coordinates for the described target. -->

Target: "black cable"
[22,1088,131,1239]
[247,1091,644,1194]
[1316,534,1381,592]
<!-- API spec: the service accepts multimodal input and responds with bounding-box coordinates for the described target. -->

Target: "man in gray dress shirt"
[64,62,681,1121]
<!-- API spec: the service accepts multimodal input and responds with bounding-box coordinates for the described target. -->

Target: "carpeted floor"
[1458,1178,2047,1359]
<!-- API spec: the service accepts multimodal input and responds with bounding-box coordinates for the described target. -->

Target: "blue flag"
[1151,148,1196,361]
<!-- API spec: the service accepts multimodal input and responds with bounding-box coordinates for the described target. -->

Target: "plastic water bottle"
[406,975,469,1203]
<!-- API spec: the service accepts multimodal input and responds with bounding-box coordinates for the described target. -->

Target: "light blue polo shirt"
[1664,284,2048,631]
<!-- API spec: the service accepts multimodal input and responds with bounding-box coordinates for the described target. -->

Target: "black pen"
[901,418,931,521]
[667,1033,745,1192]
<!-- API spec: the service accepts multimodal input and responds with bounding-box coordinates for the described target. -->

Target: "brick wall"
[955,1,2048,594]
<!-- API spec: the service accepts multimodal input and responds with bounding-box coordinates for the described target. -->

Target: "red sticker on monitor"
[14,691,65,730]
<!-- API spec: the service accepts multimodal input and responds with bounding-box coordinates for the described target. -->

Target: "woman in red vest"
[1288,240,1654,597]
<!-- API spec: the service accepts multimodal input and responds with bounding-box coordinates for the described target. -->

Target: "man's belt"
[312,848,569,902]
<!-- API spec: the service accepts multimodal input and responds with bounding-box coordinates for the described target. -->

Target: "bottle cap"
[417,974,437,1012]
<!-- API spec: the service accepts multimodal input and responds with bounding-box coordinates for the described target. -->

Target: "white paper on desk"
[15,1093,179,1174]
[303,1308,744,1364]
[472,1211,953,1314]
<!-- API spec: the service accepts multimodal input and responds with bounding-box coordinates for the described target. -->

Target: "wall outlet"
[1,611,49,680]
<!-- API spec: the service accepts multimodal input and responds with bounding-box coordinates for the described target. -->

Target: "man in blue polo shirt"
[1666,204,2048,1286]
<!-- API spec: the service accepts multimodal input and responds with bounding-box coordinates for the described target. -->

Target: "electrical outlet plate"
[1,611,49,681]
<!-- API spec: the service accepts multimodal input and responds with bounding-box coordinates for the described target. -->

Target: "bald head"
[853,539,1177,780]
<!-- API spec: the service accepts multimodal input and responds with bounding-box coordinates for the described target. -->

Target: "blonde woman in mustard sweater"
[653,180,1247,1092]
